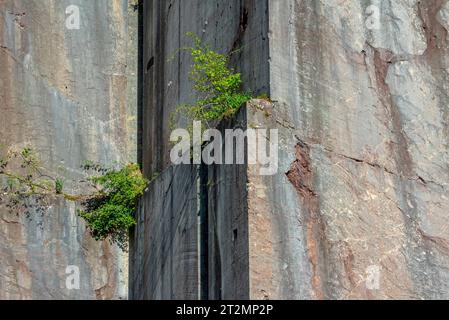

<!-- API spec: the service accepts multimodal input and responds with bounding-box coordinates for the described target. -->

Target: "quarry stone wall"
[140,0,270,177]
[267,0,449,299]
[0,0,137,299]
[133,0,449,300]
[129,164,198,300]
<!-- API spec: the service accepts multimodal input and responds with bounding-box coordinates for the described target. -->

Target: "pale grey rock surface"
[0,0,137,299]
[268,0,449,299]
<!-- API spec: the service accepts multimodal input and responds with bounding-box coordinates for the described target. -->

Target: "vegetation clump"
[171,33,252,133]
[0,147,147,250]
[0,35,253,250]
[79,162,147,250]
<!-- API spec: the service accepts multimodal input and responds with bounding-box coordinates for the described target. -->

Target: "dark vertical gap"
[130,0,144,300]
[199,163,209,300]
[154,0,166,173]
[175,0,181,298]
[242,110,250,299]
[169,174,174,299]
[264,0,271,96]
[137,0,144,168]
[178,0,181,108]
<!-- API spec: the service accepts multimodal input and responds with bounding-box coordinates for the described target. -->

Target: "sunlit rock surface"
[268,0,449,299]
[0,0,137,299]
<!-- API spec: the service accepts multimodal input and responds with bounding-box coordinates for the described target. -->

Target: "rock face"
[133,0,449,300]
[0,0,137,299]
[268,0,449,299]
[129,165,198,300]
[140,0,269,176]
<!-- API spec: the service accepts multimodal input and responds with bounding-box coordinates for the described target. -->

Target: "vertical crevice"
[199,163,209,300]
[130,0,144,301]
[137,0,144,168]
[154,0,166,173]
[264,0,271,97]
[286,141,329,299]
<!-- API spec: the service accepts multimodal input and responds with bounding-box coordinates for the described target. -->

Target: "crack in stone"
[285,141,329,299]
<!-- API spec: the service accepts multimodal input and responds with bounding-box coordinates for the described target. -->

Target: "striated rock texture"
[267,0,449,299]
[135,0,449,300]
[0,0,137,299]
[129,165,199,300]
[140,0,269,176]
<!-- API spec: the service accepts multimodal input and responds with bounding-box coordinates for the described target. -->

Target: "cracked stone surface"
[134,0,449,300]
[0,0,137,299]
[267,0,449,299]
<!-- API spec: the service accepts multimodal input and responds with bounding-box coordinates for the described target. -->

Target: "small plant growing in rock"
[0,147,58,209]
[170,33,252,134]
[0,147,148,250]
[78,162,147,250]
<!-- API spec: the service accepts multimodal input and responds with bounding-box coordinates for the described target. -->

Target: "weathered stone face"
[129,165,199,300]
[268,0,449,299]
[0,0,137,299]
[134,0,449,300]
[140,0,269,176]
